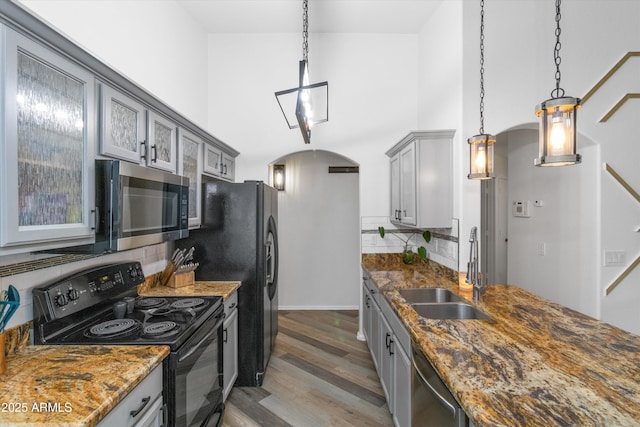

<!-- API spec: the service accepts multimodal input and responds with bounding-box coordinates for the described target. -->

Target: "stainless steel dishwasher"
[412,342,469,427]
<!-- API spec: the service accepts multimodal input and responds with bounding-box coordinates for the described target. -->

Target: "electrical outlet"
[537,242,546,256]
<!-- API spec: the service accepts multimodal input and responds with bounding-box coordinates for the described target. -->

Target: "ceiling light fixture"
[467,0,495,180]
[274,0,328,144]
[535,0,581,167]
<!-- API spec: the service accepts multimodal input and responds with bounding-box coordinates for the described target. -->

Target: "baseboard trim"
[278,305,360,311]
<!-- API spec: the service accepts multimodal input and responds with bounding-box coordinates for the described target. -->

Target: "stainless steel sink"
[398,287,462,303]
[411,302,490,320]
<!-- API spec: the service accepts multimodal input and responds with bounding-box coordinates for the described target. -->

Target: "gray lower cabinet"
[362,272,411,427]
[363,274,381,371]
[223,291,239,401]
[97,364,164,427]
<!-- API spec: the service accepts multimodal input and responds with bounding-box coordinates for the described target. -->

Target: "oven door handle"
[178,313,225,363]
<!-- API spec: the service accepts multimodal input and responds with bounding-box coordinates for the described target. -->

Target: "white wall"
[275,150,360,309]
[417,0,463,231]
[207,32,418,216]
[505,129,599,318]
[19,0,210,128]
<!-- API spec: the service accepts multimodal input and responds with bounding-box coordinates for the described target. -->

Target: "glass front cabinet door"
[178,128,203,228]
[147,110,177,173]
[100,84,177,173]
[0,26,96,251]
[100,84,146,163]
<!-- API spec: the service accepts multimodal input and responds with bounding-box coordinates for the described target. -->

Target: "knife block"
[167,271,195,288]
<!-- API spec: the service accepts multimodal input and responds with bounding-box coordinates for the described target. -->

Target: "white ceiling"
[177,0,444,34]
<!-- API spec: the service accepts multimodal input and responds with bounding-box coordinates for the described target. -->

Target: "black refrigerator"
[177,181,279,387]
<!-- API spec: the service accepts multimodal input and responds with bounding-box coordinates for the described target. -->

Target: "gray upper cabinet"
[0,3,239,254]
[101,84,178,173]
[203,142,222,177]
[100,84,146,164]
[203,142,235,182]
[178,128,203,228]
[0,25,96,251]
[386,130,454,229]
[147,110,177,173]
[221,152,235,181]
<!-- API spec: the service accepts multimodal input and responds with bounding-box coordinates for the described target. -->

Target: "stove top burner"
[135,297,167,310]
[143,321,179,336]
[170,298,205,310]
[85,318,141,339]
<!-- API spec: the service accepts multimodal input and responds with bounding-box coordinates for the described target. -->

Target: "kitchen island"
[362,253,640,426]
[0,344,168,426]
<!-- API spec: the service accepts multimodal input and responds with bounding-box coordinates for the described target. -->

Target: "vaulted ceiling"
[177,0,444,34]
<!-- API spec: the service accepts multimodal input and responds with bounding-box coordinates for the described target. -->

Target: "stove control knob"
[55,293,69,307]
[68,288,80,301]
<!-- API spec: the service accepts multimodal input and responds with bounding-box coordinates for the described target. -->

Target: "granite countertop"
[361,253,640,427]
[138,280,241,300]
[0,345,169,426]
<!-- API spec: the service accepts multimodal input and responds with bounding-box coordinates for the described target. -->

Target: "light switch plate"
[604,251,626,266]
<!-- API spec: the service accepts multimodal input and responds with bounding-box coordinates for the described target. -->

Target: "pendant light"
[275,0,328,144]
[468,0,495,180]
[535,0,581,167]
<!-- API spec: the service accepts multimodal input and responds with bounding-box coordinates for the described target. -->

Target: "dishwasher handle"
[411,350,456,416]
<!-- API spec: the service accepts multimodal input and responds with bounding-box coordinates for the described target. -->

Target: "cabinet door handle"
[389,338,394,356]
[223,328,228,343]
[365,295,370,308]
[130,396,150,418]
[90,208,97,230]
[151,144,157,162]
[385,333,391,349]
[140,140,147,160]
[223,164,228,175]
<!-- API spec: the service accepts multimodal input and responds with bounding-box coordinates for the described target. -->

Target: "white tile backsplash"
[361,216,459,271]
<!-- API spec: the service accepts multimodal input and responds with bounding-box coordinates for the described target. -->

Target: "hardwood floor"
[222,310,394,427]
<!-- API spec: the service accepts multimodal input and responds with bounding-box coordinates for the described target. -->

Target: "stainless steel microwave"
[93,160,189,253]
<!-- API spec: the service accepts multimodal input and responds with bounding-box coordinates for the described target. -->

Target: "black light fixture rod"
[552,0,565,99]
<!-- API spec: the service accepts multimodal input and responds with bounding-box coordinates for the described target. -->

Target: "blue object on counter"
[0,285,20,332]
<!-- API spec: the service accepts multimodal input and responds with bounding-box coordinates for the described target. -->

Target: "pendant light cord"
[478,0,486,134]
[302,0,309,62]
[552,0,565,99]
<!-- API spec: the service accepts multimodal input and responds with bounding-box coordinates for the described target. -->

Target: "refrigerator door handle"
[265,239,273,284]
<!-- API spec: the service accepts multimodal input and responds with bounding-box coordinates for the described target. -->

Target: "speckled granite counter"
[362,253,640,427]
[0,345,168,426]
[138,280,241,300]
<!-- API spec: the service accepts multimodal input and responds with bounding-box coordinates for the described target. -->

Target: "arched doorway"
[270,150,361,309]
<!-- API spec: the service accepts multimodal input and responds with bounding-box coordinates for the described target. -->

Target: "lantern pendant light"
[535,0,581,167]
[468,0,495,180]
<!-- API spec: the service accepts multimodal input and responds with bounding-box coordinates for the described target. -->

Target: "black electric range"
[32,262,225,427]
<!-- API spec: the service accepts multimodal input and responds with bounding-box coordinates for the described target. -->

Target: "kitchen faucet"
[466,226,484,300]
